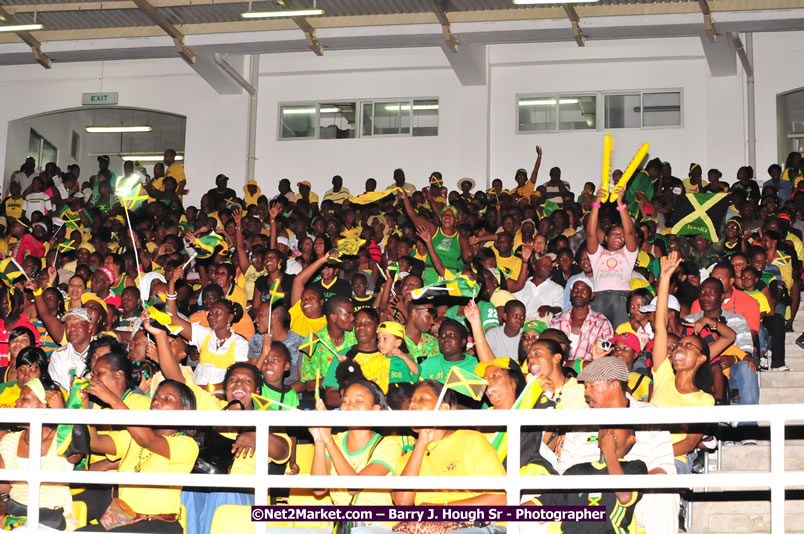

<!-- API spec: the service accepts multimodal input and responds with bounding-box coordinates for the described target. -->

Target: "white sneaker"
[741,439,759,446]
[769,365,790,372]
[759,357,769,370]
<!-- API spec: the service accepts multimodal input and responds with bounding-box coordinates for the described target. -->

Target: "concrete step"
[717,443,804,471]
[689,500,804,533]
[761,370,804,387]
[760,386,804,403]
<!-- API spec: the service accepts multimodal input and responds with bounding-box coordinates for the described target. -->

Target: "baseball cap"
[215,174,229,182]
[577,357,629,382]
[610,332,641,353]
[276,236,290,247]
[377,321,405,339]
[81,293,109,313]
[640,295,680,313]
[475,357,518,377]
[570,277,594,291]
[521,218,536,228]
[297,180,311,189]
[522,320,548,335]
[64,307,92,323]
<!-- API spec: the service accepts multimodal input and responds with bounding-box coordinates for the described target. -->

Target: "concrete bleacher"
[687,321,804,533]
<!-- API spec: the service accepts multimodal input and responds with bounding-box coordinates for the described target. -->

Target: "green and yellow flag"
[192,232,228,260]
[443,367,487,402]
[115,175,149,211]
[268,278,285,306]
[410,273,479,300]
[144,300,183,335]
[349,188,399,205]
[671,193,730,242]
[489,375,549,455]
[0,257,26,287]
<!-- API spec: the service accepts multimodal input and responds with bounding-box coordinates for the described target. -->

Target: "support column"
[246,54,260,184]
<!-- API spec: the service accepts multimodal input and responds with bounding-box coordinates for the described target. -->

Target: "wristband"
[32,288,43,297]
[592,202,602,209]
[166,294,177,301]
[616,204,628,211]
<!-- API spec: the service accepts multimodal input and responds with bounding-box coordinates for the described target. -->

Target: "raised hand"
[660,250,682,280]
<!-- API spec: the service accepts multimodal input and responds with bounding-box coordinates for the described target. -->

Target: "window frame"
[516,89,684,134]
[28,128,58,168]
[601,89,684,130]
[277,98,439,141]
[515,92,599,135]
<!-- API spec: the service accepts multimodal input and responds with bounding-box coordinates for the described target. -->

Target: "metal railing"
[1,404,803,533]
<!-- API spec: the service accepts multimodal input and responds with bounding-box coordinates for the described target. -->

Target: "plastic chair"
[72,500,87,529]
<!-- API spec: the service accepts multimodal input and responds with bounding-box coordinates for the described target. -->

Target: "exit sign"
[82,92,119,105]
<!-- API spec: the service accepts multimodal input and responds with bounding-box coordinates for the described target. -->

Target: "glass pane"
[362,102,373,137]
[605,94,641,129]
[374,101,407,135]
[559,95,596,130]
[41,139,58,166]
[28,129,42,167]
[643,92,681,127]
[318,102,356,139]
[518,97,557,132]
[412,99,439,137]
[279,105,317,138]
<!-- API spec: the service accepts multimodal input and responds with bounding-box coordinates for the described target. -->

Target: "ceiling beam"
[130,0,196,64]
[279,0,324,55]
[0,6,52,68]
[562,4,585,47]
[428,0,459,53]
[698,0,717,40]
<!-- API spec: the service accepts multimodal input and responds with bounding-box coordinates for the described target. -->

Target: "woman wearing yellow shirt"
[651,252,734,473]
[393,380,506,507]
[78,379,199,533]
[309,381,402,508]
[0,378,78,531]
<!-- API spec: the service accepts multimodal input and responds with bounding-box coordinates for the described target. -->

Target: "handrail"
[1,404,802,534]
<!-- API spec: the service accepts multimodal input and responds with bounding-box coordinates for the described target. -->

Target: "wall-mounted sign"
[82,92,119,105]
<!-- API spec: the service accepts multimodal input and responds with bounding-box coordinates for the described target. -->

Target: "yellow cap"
[81,293,109,313]
[377,321,405,339]
[475,357,517,377]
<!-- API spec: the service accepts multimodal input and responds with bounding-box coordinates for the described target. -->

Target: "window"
[517,95,596,133]
[71,130,80,160]
[28,129,57,168]
[279,98,439,140]
[604,91,682,129]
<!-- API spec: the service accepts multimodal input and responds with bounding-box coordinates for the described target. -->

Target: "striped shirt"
[0,431,77,530]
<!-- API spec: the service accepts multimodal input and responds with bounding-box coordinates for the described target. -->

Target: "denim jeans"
[729,360,759,405]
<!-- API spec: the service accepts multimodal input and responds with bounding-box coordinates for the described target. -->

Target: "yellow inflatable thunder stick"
[600,132,613,203]
[608,141,651,204]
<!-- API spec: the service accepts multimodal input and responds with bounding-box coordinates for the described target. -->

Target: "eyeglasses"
[414,308,436,316]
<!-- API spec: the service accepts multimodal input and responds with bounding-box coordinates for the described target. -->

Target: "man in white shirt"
[558,357,679,534]
[49,308,93,391]
[514,254,564,318]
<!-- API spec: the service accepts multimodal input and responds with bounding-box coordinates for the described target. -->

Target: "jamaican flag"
[443,367,487,402]
[192,232,228,260]
[55,378,91,469]
[542,199,560,217]
[348,188,399,205]
[671,193,729,242]
[0,257,26,287]
[410,272,479,300]
[115,174,149,211]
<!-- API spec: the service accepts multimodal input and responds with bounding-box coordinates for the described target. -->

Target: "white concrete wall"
[0,58,246,206]
[2,31,803,206]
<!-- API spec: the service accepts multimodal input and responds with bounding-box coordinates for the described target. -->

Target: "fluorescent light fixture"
[85,126,153,133]
[319,107,340,113]
[120,155,183,162]
[519,98,579,106]
[0,23,44,32]
[282,107,316,114]
[513,0,598,4]
[383,104,440,111]
[241,9,324,19]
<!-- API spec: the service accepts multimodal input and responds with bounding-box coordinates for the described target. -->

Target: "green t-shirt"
[404,333,440,362]
[301,327,357,383]
[419,353,479,383]
[445,301,499,333]
[259,383,300,410]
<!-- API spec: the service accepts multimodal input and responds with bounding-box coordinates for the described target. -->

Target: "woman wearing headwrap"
[682,163,707,193]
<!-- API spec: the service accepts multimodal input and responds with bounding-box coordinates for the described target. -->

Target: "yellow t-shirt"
[492,247,522,280]
[236,265,266,302]
[295,192,320,204]
[166,162,186,186]
[4,197,24,219]
[551,376,587,410]
[289,301,327,338]
[108,430,199,515]
[325,432,401,506]
[510,181,535,199]
[651,358,714,460]
[745,290,771,315]
[399,429,505,505]
[226,284,249,313]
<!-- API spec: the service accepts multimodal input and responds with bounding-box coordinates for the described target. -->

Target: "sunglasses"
[414,308,437,316]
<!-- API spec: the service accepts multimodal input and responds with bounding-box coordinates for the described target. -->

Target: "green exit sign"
[81,92,119,105]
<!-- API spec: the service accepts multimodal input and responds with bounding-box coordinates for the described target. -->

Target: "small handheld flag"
[192,232,228,260]
[268,278,285,306]
[410,274,479,300]
[300,332,318,354]
[442,366,487,402]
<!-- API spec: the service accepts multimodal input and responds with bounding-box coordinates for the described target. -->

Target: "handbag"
[99,496,138,530]
[5,498,67,530]
[192,399,242,474]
